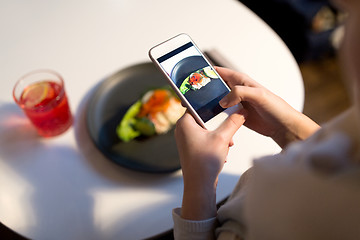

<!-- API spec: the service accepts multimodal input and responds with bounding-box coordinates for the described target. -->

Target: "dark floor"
[301,55,351,124]
[0,223,28,240]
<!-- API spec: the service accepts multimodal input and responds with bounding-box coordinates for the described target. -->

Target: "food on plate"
[116,87,186,142]
[179,66,218,94]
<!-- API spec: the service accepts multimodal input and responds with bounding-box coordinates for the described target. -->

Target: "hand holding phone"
[149,33,242,130]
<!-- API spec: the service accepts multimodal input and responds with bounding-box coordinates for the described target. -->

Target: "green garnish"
[179,75,191,95]
[134,117,155,136]
[116,100,142,142]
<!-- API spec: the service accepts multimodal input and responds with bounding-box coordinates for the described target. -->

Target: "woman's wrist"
[294,113,320,137]
[181,179,218,220]
[273,111,320,148]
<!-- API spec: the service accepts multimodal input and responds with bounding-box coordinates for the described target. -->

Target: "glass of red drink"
[13,70,73,137]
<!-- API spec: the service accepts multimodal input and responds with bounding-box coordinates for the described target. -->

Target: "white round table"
[0,0,304,239]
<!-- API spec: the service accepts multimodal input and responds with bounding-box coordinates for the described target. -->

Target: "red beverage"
[13,70,72,137]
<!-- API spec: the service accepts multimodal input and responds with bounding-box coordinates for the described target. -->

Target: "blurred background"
[238,0,351,124]
[0,0,351,239]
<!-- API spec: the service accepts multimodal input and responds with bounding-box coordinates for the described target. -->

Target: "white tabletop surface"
[0,0,304,239]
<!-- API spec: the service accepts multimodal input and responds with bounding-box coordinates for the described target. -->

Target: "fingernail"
[219,98,228,108]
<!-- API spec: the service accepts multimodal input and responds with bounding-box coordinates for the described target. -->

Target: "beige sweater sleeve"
[172,208,217,240]
[172,168,252,240]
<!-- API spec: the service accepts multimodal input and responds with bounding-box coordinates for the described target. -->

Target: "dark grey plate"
[86,62,180,173]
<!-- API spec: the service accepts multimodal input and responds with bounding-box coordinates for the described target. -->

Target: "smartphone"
[148,33,241,130]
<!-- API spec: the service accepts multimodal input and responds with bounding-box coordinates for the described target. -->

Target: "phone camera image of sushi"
[179,66,219,95]
[188,72,211,90]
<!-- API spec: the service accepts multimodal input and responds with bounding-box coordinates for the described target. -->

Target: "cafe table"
[0,0,304,239]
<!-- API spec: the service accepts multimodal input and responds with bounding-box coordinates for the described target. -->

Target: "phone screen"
[157,42,230,122]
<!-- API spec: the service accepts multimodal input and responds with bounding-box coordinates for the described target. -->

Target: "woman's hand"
[217,67,320,148]
[175,110,246,220]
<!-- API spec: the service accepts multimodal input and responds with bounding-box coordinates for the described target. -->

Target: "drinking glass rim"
[13,69,65,109]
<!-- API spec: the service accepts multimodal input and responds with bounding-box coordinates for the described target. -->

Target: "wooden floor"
[300,55,351,125]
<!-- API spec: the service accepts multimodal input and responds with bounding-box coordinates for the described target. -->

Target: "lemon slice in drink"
[22,82,50,108]
[203,66,218,78]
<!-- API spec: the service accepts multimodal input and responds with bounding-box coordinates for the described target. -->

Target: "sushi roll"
[116,87,186,142]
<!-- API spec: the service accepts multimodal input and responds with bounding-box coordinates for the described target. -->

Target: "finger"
[215,67,261,88]
[175,112,192,136]
[175,111,204,136]
[176,111,194,129]
[219,85,263,108]
[215,110,247,141]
